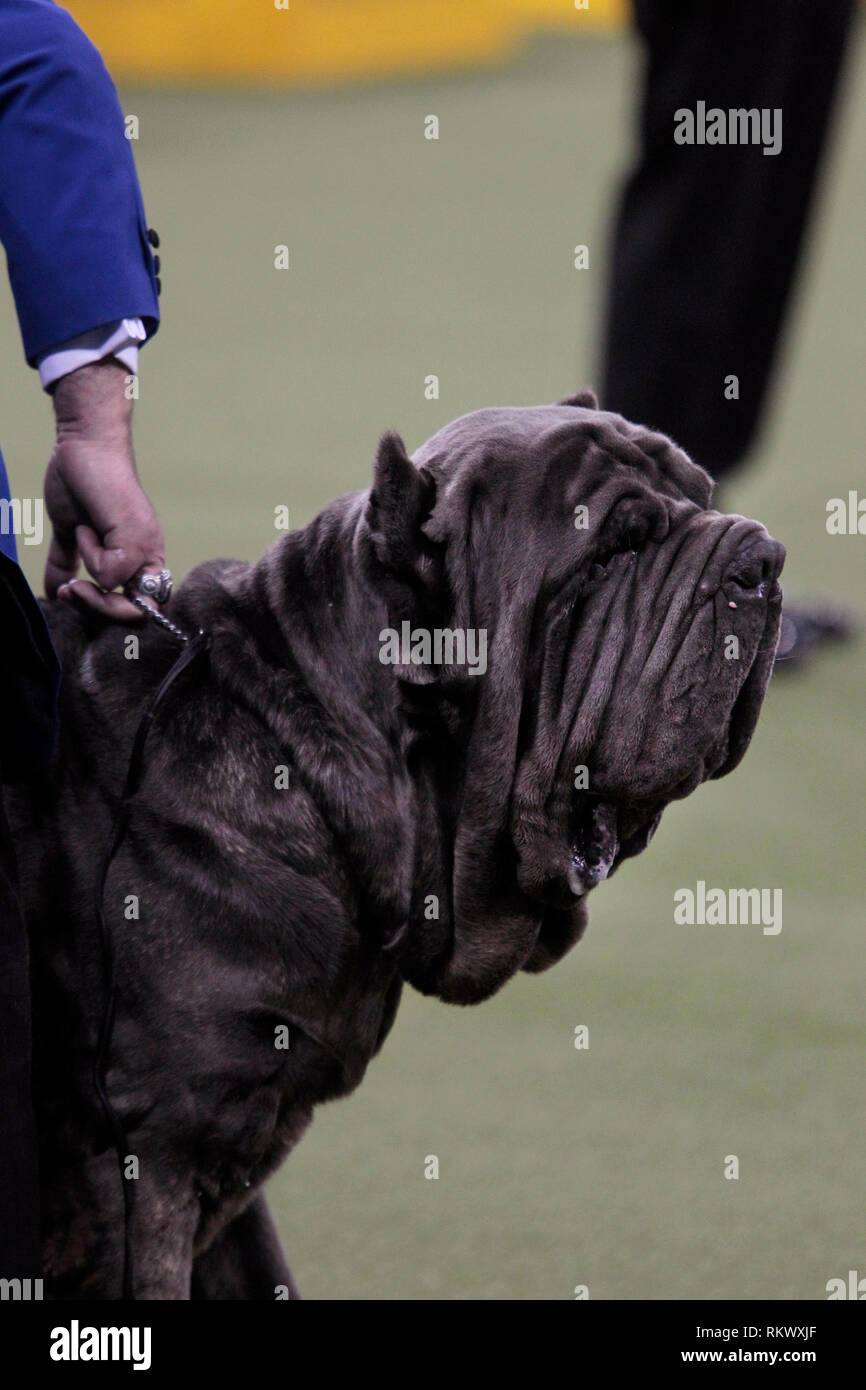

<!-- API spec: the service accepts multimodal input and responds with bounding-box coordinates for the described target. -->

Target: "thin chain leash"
[128,593,196,645]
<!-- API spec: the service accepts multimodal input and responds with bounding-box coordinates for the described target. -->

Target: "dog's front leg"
[190,1195,299,1301]
[125,1166,200,1300]
[41,1147,198,1300]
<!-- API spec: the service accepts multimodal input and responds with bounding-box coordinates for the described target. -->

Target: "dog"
[9,392,785,1298]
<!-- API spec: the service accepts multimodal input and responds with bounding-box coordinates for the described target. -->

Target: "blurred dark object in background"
[602,0,855,476]
[602,0,857,668]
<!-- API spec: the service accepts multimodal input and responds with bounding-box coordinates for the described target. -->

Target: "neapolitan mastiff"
[9,393,785,1298]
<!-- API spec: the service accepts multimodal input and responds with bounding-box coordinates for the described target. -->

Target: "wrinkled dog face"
[406,395,784,926]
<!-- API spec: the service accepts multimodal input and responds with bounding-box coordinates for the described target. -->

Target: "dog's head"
[363,393,784,1004]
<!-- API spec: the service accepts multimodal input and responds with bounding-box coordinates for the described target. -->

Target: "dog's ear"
[366,432,436,572]
[364,432,446,631]
[558,387,598,409]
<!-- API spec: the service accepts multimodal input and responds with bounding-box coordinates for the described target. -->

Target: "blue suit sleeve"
[0,0,159,365]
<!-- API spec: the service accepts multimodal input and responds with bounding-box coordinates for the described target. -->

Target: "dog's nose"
[723,534,786,598]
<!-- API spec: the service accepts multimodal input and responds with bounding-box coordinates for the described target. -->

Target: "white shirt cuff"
[37,318,147,390]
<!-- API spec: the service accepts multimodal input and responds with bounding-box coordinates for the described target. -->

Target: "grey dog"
[8,392,785,1298]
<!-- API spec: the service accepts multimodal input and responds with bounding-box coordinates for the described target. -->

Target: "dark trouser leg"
[0,790,40,1279]
[601,0,855,479]
[0,520,60,1281]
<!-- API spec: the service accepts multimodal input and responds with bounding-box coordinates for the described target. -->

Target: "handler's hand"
[44,359,164,621]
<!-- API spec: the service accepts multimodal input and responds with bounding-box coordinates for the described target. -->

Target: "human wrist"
[50,358,134,447]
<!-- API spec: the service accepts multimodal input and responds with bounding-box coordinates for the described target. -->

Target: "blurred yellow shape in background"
[65,0,628,86]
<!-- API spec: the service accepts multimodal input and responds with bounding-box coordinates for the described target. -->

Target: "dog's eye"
[588,532,640,582]
[588,492,657,582]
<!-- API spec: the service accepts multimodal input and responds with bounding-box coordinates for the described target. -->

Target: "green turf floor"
[1,30,864,1300]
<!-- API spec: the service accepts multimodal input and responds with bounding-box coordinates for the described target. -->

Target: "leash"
[92,597,208,1300]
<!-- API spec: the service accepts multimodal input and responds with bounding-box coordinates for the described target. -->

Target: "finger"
[74,524,135,594]
[57,579,147,623]
[44,533,80,599]
[76,521,164,594]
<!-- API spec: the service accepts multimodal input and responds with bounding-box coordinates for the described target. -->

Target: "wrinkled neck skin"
[173,492,472,974]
